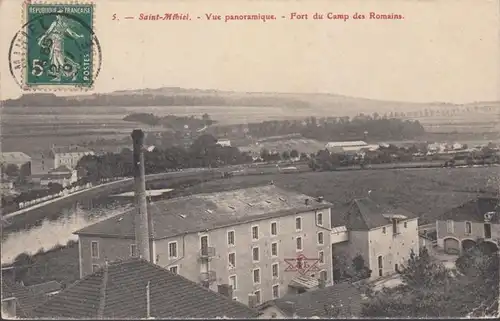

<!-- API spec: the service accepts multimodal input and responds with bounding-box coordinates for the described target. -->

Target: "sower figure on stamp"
[37,12,83,81]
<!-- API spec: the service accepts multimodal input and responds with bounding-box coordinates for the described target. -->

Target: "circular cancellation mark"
[8,10,102,90]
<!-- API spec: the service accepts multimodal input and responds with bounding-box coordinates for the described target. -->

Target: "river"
[1,197,133,265]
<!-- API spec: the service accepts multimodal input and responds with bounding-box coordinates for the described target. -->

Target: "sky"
[0,0,499,103]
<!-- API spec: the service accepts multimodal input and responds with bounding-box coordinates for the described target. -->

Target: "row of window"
[447,221,492,238]
[230,247,325,267]
[238,214,325,244]
[90,233,327,262]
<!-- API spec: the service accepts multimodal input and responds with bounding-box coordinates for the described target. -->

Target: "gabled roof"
[1,278,48,318]
[259,282,363,318]
[343,197,418,230]
[438,196,500,223]
[75,185,332,239]
[0,152,31,164]
[31,258,259,319]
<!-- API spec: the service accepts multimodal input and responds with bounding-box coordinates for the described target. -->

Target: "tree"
[281,151,291,160]
[290,149,299,158]
[47,182,64,193]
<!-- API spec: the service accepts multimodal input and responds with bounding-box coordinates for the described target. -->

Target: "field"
[2,104,499,155]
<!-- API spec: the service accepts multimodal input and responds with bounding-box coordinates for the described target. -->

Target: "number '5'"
[32,59,44,77]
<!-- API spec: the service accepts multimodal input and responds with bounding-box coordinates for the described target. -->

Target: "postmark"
[8,1,102,91]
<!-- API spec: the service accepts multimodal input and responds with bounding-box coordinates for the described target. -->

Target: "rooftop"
[27,281,63,296]
[258,282,363,318]
[0,152,32,164]
[49,165,73,173]
[31,258,259,319]
[75,185,332,239]
[1,278,48,318]
[438,196,500,223]
[343,197,418,230]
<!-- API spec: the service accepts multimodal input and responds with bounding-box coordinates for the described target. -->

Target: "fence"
[17,177,127,209]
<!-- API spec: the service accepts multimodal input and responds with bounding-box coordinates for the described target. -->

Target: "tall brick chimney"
[131,129,152,262]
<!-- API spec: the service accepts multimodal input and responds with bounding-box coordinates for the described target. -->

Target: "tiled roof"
[261,282,363,318]
[1,278,48,318]
[75,185,332,239]
[343,197,418,230]
[31,258,259,319]
[27,281,62,295]
[438,197,500,223]
[0,152,31,164]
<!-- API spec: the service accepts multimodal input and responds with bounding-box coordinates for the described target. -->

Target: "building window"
[394,264,398,272]
[169,266,178,274]
[465,221,472,234]
[320,270,327,281]
[446,220,454,233]
[252,247,260,262]
[200,235,209,253]
[228,252,236,268]
[319,251,324,264]
[229,275,237,290]
[92,264,99,273]
[316,212,323,226]
[296,237,303,251]
[317,232,324,245]
[378,255,383,277]
[254,290,261,304]
[227,231,235,246]
[392,219,398,235]
[271,242,278,256]
[403,221,407,228]
[252,226,259,240]
[253,268,261,284]
[484,223,492,239]
[168,242,178,258]
[270,222,278,236]
[130,244,137,257]
[272,263,279,278]
[295,217,302,231]
[272,284,280,299]
[382,227,387,234]
[91,241,99,258]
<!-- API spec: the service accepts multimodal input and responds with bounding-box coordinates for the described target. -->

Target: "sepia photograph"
[0,0,499,318]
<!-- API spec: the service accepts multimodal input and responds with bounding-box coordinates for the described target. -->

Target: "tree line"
[76,134,254,182]
[208,114,426,142]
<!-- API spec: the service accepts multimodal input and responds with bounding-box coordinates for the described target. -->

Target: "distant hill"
[2,88,499,117]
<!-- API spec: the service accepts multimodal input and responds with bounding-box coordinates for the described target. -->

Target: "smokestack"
[132,129,152,262]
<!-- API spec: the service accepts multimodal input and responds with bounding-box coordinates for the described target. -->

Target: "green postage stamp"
[9,1,101,90]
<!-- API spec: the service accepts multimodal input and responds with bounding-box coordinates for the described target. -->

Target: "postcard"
[0,0,499,319]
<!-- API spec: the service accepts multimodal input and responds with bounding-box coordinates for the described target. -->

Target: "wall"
[367,218,419,279]
[54,152,94,170]
[79,235,135,278]
[154,208,334,305]
[332,230,369,277]
[436,220,500,248]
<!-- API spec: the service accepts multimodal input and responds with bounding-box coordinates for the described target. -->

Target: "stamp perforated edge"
[20,0,98,92]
